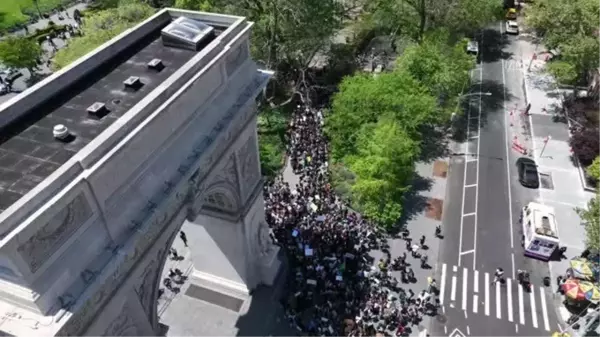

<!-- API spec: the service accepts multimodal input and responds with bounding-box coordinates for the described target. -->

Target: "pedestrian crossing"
[438,264,552,331]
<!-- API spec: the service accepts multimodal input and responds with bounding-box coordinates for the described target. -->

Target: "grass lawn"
[0,0,67,31]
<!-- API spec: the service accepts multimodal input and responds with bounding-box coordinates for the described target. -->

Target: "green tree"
[0,36,43,74]
[587,156,600,182]
[52,2,155,70]
[577,194,600,251]
[395,31,475,109]
[326,71,437,160]
[32,0,43,17]
[174,0,344,105]
[526,0,599,83]
[364,0,501,41]
[346,119,419,228]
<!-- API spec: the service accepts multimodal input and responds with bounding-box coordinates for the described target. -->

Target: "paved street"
[431,22,562,336]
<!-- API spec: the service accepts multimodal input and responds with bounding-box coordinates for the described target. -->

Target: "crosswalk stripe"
[484,273,490,316]
[451,274,457,302]
[496,280,501,319]
[435,263,554,331]
[530,287,538,328]
[462,268,468,311]
[507,278,514,322]
[540,286,550,331]
[440,263,447,304]
[518,283,525,325]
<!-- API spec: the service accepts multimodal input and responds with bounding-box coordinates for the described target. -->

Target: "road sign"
[449,328,466,337]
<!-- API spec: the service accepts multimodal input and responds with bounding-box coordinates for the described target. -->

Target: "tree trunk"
[418,0,426,42]
[33,0,43,18]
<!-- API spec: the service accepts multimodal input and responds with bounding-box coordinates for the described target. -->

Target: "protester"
[264,104,439,336]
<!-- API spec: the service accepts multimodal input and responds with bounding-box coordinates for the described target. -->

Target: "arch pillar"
[180,129,280,300]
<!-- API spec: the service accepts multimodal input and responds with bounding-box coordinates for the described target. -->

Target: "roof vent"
[123,76,143,91]
[87,102,109,119]
[53,124,69,140]
[161,17,214,51]
[147,58,164,71]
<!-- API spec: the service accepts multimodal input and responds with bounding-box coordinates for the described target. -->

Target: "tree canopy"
[363,0,502,41]
[526,0,600,84]
[345,119,419,228]
[326,71,437,160]
[0,36,43,73]
[52,1,155,70]
[395,31,475,109]
[577,194,600,251]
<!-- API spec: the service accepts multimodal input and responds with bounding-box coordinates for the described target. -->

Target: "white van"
[520,202,560,261]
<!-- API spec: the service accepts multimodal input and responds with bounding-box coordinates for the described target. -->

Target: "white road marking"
[440,263,447,304]
[473,294,478,314]
[518,282,525,325]
[474,270,479,293]
[444,326,448,334]
[496,280,502,319]
[469,135,480,139]
[530,287,538,328]
[511,253,516,279]
[458,70,475,268]
[451,275,458,302]
[484,273,490,316]
[515,324,519,333]
[540,286,550,331]
[462,268,468,310]
[540,198,586,208]
[460,250,475,255]
[464,184,478,188]
[453,265,458,272]
[463,212,476,217]
[507,278,514,322]
[472,55,483,271]
[467,326,471,335]
[466,158,478,163]
[464,310,468,318]
[500,21,515,256]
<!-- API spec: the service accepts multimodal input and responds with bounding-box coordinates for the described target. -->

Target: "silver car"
[506,20,519,34]
[466,40,479,55]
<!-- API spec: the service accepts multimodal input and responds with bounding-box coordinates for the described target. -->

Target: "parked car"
[516,157,539,188]
[466,40,479,55]
[506,20,519,35]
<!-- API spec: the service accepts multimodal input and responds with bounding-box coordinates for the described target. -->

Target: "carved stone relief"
[103,303,139,336]
[58,72,271,337]
[203,191,237,213]
[134,249,162,327]
[17,192,93,273]
[225,42,249,76]
[237,133,260,203]
[256,221,273,257]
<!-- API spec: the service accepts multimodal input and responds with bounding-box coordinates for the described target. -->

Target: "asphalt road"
[431,22,559,337]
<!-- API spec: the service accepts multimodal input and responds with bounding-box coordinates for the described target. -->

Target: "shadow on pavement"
[418,125,451,163]
[480,28,512,63]
[451,79,511,142]
[393,173,434,231]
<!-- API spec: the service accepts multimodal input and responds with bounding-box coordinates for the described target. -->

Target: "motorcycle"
[517,270,532,291]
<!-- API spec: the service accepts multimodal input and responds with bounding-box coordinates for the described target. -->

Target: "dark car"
[516,157,539,188]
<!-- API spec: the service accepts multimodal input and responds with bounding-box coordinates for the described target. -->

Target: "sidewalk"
[515,25,596,332]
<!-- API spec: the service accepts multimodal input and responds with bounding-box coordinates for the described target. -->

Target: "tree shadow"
[418,125,450,163]
[450,79,511,142]
[480,28,512,63]
[391,173,434,233]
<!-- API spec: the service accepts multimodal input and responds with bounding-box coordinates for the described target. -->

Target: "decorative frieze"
[17,193,93,273]
[237,133,261,203]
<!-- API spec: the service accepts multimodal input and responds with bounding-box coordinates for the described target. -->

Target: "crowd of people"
[263,104,441,336]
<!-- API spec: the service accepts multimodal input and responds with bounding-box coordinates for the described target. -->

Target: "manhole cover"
[539,173,554,190]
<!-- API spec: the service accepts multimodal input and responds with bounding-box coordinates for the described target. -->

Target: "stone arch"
[147,230,179,333]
